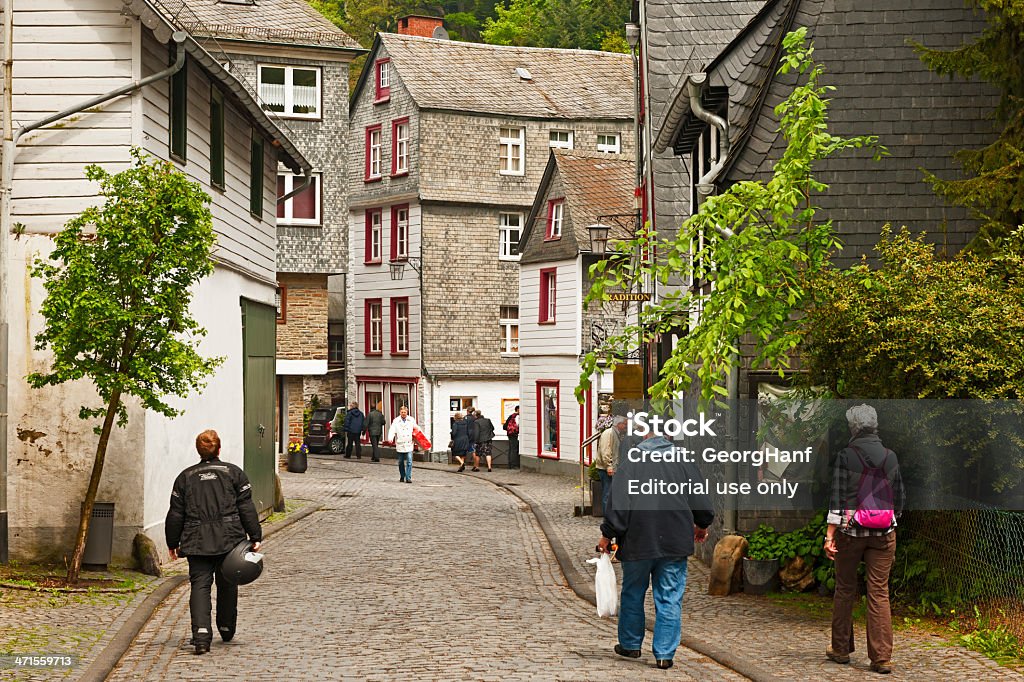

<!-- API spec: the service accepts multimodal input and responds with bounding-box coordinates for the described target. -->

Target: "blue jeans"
[618,557,689,660]
[397,451,413,481]
[598,469,613,514]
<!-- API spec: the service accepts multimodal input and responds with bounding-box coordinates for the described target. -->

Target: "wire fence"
[893,509,1024,644]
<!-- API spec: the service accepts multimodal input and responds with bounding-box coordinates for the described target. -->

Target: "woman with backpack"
[824,404,905,675]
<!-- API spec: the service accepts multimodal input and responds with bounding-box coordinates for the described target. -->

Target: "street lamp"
[587,223,611,255]
[388,257,421,281]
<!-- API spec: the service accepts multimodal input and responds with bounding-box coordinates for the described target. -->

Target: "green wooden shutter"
[250,133,264,217]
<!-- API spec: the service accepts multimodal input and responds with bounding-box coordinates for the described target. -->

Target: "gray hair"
[846,404,878,434]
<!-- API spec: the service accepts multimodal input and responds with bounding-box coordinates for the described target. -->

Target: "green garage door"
[241,298,276,516]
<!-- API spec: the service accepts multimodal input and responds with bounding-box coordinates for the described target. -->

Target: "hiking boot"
[870,661,893,674]
[826,647,850,664]
[614,644,641,659]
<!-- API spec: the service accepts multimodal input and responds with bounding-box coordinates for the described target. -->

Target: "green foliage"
[303,394,322,435]
[745,512,836,590]
[802,227,1024,399]
[952,606,1024,664]
[481,0,629,51]
[578,28,885,405]
[914,0,1024,254]
[29,149,223,427]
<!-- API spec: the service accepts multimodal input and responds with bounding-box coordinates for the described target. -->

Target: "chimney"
[396,15,445,38]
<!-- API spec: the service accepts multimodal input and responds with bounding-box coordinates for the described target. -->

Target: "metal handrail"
[579,430,604,513]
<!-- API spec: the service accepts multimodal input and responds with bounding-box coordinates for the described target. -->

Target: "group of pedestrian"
[593,403,903,674]
[332,401,386,462]
[450,405,519,472]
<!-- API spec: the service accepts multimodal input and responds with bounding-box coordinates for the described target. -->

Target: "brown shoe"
[826,647,850,664]
[870,662,892,674]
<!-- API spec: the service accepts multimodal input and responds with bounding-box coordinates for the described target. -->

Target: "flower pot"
[742,557,780,595]
[287,449,308,474]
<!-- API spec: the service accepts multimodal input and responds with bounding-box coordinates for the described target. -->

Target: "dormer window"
[375,59,391,102]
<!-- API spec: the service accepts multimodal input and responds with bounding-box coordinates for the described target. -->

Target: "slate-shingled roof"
[520,151,635,264]
[178,0,362,50]
[378,34,633,119]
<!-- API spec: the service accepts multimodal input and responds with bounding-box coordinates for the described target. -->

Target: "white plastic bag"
[586,553,618,617]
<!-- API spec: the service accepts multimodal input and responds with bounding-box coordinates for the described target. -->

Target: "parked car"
[305,405,346,454]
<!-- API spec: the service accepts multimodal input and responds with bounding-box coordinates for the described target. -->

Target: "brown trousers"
[831,531,896,664]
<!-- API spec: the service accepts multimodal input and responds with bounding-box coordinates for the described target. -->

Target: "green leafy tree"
[914,0,1024,254]
[482,0,629,51]
[28,150,223,583]
[578,28,885,405]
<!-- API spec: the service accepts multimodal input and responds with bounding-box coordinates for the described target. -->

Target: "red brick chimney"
[396,15,445,38]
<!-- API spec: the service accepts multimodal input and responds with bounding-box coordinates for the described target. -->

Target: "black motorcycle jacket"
[165,457,262,557]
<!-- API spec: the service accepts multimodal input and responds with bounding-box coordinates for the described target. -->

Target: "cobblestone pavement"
[108,457,744,681]
[0,571,163,682]
[449,464,1024,681]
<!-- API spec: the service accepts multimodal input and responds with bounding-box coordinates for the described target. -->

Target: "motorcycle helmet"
[218,540,264,585]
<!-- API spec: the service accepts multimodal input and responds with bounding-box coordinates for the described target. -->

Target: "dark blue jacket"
[450,421,471,454]
[343,408,365,434]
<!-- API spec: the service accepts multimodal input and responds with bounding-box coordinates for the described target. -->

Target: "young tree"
[578,29,885,405]
[29,149,223,583]
[914,0,1024,255]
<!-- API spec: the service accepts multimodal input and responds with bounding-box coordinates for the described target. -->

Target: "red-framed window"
[364,299,383,355]
[365,124,382,181]
[390,204,409,261]
[539,267,557,324]
[390,297,409,355]
[374,59,391,103]
[364,208,383,264]
[545,199,564,240]
[537,381,560,458]
[392,118,410,176]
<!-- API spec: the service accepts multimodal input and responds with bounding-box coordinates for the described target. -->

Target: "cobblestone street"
[108,457,743,681]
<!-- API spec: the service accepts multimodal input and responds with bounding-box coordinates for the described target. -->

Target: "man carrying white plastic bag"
[586,552,618,617]
[595,433,714,670]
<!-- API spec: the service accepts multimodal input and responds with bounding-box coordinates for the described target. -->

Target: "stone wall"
[277,273,328,361]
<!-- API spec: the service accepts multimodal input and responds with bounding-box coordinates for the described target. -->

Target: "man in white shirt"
[387,405,419,483]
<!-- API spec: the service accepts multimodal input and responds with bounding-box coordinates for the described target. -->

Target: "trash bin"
[82,502,115,570]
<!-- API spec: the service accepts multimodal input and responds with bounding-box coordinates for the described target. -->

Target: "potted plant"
[587,461,604,517]
[287,440,308,474]
[743,524,781,594]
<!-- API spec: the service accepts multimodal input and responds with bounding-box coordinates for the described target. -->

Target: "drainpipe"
[276,169,311,205]
[0,27,187,563]
[688,73,739,535]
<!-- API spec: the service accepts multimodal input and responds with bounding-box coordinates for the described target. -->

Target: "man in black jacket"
[166,430,262,655]
[342,402,365,459]
[597,434,714,670]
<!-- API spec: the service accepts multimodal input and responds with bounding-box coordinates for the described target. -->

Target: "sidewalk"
[421,462,1023,681]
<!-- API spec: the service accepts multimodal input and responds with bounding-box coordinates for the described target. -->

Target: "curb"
[79,500,322,682]
[454,469,778,682]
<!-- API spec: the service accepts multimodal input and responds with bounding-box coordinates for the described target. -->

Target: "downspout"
[688,73,738,535]
[1,0,13,564]
[0,28,187,563]
[276,169,311,205]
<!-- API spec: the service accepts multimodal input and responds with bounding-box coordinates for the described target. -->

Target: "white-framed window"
[596,132,620,154]
[499,127,525,175]
[392,205,409,260]
[499,305,519,355]
[379,60,390,89]
[258,65,321,119]
[546,200,564,239]
[366,209,383,263]
[367,300,383,354]
[392,298,409,354]
[368,127,382,179]
[549,130,573,149]
[499,212,522,260]
[276,172,321,225]
[393,120,410,175]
